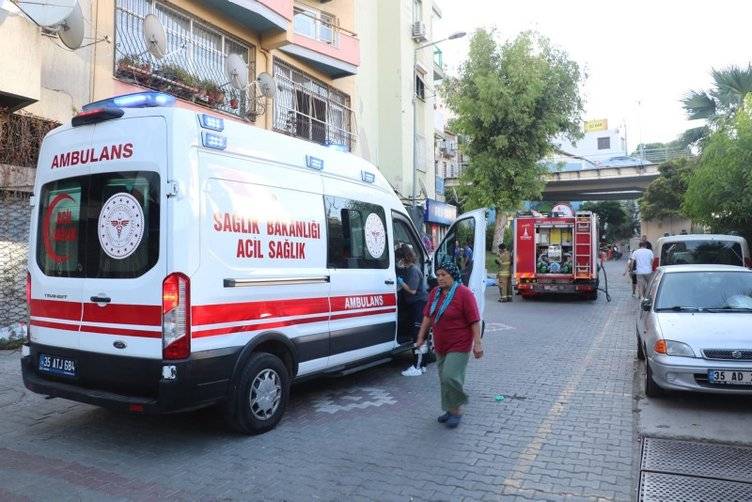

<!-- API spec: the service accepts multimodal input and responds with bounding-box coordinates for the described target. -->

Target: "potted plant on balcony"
[116,55,152,85]
[154,64,199,100]
[198,80,226,107]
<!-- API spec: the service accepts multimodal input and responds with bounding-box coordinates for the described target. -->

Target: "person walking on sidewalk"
[495,243,512,302]
[630,241,654,298]
[416,260,483,429]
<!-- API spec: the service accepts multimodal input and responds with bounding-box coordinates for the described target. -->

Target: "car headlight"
[654,339,695,357]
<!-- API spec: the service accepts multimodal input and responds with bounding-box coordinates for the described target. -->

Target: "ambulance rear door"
[30,126,95,350]
[433,208,488,317]
[77,116,168,359]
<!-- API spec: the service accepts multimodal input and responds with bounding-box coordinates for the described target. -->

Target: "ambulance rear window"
[37,171,160,278]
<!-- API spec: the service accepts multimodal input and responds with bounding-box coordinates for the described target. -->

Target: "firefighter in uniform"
[495,243,512,302]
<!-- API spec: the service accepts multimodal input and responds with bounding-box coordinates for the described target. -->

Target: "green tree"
[442,29,584,248]
[639,157,695,221]
[681,64,752,147]
[683,105,752,242]
[580,201,634,242]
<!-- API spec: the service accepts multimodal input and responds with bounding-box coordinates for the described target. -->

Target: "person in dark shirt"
[397,246,428,375]
[416,259,482,429]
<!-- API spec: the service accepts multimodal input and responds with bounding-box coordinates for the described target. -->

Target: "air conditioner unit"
[412,21,427,42]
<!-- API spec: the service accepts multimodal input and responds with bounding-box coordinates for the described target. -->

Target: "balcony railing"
[292,8,355,47]
[114,0,256,118]
[272,62,355,150]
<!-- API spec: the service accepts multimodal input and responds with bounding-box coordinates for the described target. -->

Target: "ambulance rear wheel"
[224,352,290,435]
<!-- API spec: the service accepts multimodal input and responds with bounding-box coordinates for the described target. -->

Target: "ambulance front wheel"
[224,352,290,435]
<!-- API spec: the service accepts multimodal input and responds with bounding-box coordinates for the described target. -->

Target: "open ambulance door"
[433,208,488,318]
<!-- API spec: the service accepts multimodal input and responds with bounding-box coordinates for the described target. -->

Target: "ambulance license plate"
[38,353,77,378]
[708,370,752,385]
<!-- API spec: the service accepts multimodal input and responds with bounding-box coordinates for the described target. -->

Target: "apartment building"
[357,0,443,216]
[0,0,361,331]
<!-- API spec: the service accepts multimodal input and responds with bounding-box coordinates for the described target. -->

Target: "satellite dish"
[143,13,167,59]
[225,53,248,90]
[58,2,84,50]
[16,0,76,27]
[256,72,276,98]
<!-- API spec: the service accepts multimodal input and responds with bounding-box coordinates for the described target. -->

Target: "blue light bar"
[361,171,375,183]
[305,155,324,170]
[201,131,227,150]
[82,91,176,111]
[198,114,224,132]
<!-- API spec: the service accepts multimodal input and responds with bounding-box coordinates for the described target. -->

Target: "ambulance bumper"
[21,344,240,414]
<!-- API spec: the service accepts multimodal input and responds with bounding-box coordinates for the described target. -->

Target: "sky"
[432,0,752,152]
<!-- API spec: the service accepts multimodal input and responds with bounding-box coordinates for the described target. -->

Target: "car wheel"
[224,352,290,435]
[644,361,664,398]
[636,334,645,361]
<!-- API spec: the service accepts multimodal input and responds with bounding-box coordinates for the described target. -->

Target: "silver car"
[637,264,752,397]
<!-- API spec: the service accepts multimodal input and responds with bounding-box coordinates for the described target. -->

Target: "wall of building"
[353,0,379,164]
[554,128,627,165]
[368,0,436,204]
[641,216,701,246]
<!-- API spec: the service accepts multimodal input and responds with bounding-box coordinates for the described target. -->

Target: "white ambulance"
[22,91,487,434]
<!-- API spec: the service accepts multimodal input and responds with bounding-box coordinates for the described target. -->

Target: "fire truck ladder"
[574,213,593,279]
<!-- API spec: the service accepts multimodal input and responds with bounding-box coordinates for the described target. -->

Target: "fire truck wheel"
[224,352,290,435]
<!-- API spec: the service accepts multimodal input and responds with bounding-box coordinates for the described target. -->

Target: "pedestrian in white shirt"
[629,241,654,298]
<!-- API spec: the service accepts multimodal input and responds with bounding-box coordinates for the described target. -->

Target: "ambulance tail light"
[162,273,191,360]
[25,271,31,309]
[25,271,31,342]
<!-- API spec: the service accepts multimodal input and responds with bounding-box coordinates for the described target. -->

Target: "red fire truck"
[512,211,600,300]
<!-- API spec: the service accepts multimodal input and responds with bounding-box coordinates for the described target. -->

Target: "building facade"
[356,0,442,215]
[0,0,361,332]
[547,124,628,171]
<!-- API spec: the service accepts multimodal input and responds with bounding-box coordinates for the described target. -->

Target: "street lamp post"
[411,31,465,224]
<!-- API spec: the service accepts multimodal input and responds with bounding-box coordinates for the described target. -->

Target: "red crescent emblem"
[42,193,74,264]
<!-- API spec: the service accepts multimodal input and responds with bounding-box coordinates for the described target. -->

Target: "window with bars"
[273,60,355,150]
[114,0,255,118]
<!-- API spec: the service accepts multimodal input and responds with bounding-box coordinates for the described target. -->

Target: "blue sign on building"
[435,176,445,196]
[425,199,457,226]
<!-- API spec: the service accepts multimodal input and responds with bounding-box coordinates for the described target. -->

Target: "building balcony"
[274,8,359,79]
[202,0,292,34]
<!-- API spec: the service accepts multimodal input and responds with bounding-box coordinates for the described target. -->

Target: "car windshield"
[660,240,744,266]
[655,271,752,311]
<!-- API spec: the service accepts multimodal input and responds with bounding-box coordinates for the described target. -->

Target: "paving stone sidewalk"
[0,261,638,501]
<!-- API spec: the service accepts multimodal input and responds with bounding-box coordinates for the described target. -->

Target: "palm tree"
[681,64,752,147]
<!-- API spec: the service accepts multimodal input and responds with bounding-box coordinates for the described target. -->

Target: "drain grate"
[641,437,752,483]
[640,472,752,502]
[639,437,752,501]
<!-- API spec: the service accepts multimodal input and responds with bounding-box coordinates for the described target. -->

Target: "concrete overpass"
[542,163,659,201]
[445,162,660,202]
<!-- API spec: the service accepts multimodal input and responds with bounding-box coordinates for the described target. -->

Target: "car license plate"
[708,370,752,385]
[544,285,558,291]
[38,353,77,378]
